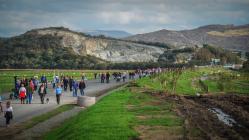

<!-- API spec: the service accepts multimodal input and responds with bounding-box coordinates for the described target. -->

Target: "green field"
[0,69,130,94]
[137,67,249,95]
[44,86,183,140]
[43,67,249,139]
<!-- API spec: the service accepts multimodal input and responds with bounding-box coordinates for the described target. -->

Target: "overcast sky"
[0,0,249,37]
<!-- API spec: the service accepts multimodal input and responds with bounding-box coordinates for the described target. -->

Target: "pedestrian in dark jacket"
[63,76,69,91]
[0,96,3,113]
[106,72,110,83]
[79,80,86,96]
[69,76,73,92]
[38,83,47,104]
[94,73,97,79]
[101,73,105,83]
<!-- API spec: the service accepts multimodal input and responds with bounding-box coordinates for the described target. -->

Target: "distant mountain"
[125,24,249,51]
[85,30,132,38]
[0,27,165,69]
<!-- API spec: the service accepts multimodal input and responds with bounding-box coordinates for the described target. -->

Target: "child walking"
[4,101,13,127]
[19,84,26,104]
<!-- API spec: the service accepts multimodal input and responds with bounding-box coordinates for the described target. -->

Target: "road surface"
[0,78,132,127]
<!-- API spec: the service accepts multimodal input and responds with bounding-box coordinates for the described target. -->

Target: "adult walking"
[38,83,47,104]
[106,72,110,83]
[100,73,105,83]
[41,74,47,87]
[0,96,3,113]
[69,76,73,92]
[33,76,39,91]
[94,73,97,79]
[26,80,34,104]
[55,84,62,105]
[63,76,69,91]
[72,80,78,97]
[19,84,26,104]
[79,80,86,96]
[122,72,127,82]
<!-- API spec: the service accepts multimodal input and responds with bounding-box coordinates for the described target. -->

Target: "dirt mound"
[174,94,249,140]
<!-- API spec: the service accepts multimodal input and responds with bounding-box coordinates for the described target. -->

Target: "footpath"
[0,78,131,139]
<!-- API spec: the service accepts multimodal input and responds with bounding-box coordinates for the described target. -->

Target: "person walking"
[100,73,105,83]
[72,80,78,97]
[94,73,97,79]
[4,101,13,127]
[38,83,47,104]
[55,84,62,105]
[63,76,69,91]
[41,74,47,87]
[33,76,39,91]
[26,80,34,104]
[69,76,73,92]
[52,76,57,89]
[19,84,26,104]
[0,96,3,113]
[106,72,110,83]
[122,72,127,82]
[79,80,86,96]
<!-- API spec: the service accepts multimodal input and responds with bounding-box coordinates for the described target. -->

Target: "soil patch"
[174,94,249,140]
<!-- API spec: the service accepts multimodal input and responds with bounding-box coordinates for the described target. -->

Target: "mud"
[171,94,249,140]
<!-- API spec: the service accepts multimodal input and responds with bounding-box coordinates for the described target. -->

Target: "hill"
[125,24,249,51]
[84,30,132,38]
[0,27,165,69]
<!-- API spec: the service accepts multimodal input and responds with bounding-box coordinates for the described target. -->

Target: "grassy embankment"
[44,87,183,140]
[137,67,249,95]
[44,67,249,139]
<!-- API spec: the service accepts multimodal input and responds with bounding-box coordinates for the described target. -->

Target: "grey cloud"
[0,0,249,36]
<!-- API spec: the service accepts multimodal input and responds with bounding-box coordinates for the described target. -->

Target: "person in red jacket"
[19,84,26,104]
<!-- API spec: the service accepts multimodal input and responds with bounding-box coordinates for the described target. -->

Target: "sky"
[0,0,249,37]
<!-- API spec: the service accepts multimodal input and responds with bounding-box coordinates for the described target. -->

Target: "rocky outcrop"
[23,27,165,62]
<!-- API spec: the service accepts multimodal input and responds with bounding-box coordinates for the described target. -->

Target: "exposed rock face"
[125,24,249,51]
[23,27,165,62]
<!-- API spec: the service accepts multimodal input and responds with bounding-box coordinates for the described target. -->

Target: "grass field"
[44,86,183,140]
[44,67,249,139]
[0,69,130,94]
[137,67,249,95]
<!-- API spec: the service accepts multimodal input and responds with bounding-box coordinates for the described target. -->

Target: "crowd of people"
[0,68,163,127]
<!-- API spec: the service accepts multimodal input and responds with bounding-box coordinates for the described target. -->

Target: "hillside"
[125,24,249,51]
[158,45,241,65]
[84,30,132,38]
[0,27,166,68]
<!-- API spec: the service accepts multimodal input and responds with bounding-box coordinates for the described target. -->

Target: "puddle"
[208,108,237,127]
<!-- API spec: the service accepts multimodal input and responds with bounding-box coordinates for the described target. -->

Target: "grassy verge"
[44,85,183,140]
[136,67,249,95]
[24,104,75,129]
